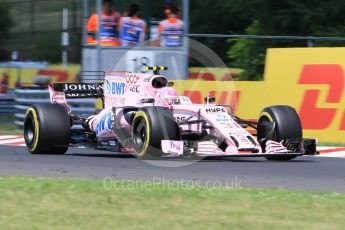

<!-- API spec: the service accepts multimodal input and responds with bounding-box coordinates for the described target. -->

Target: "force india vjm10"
[23,66,317,161]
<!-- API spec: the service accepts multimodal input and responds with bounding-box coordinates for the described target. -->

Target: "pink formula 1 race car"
[23,66,317,160]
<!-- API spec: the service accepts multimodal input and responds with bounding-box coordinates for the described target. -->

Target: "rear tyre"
[131,106,179,159]
[257,105,302,161]
[24,104,70,154]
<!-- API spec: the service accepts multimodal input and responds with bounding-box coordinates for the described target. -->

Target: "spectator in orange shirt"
[86,0,121,46]
[0,72,9,94]
[119,4,147,47]
[157,4,184,47]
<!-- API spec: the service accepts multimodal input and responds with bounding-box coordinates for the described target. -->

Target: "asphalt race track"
[1,145,345,192]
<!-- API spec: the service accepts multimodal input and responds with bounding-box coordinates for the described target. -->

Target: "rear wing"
[48,83,104,114]
[48,71,129,111]
[47,71,104,113]
[50,71,105,99]
[52,83,103,98]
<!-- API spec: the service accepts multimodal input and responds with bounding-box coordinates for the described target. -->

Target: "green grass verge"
[0,122,22,135]
[0,177,345,230]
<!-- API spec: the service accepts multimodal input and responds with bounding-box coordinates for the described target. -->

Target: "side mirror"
[204,96,216,104]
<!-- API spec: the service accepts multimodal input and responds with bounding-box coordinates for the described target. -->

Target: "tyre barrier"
[0,94,15,122]
[14,88,96,129]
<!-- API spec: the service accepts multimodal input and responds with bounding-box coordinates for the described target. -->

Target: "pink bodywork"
[49,71,289,156]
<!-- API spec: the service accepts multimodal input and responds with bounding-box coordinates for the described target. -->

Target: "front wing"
[161,138,318,158]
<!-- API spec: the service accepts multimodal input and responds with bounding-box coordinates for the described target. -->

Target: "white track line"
[0,135,22,140]
[317,146,345,158]
[0,135,26,146]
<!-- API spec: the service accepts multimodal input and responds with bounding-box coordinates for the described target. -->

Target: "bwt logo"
[106,80,125,95]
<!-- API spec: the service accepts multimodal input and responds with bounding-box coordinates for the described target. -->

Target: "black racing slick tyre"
[131,106,179,159]
[257,105,302,161]
[24,104,70,154]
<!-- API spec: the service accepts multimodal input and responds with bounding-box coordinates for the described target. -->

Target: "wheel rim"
[24,115,36,147]
[258,116,277,141]
[133,118,147,152]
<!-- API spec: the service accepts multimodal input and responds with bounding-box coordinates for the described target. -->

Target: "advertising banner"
[174,48,345,143]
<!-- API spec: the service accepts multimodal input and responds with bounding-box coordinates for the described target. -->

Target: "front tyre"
[131,107,179,159]
[257,105,302,161]
[24,104,70,154]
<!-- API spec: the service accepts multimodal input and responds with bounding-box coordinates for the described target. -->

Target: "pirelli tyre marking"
[25,108,40,152]
[133,111,151,157]
[259,112,274,122]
